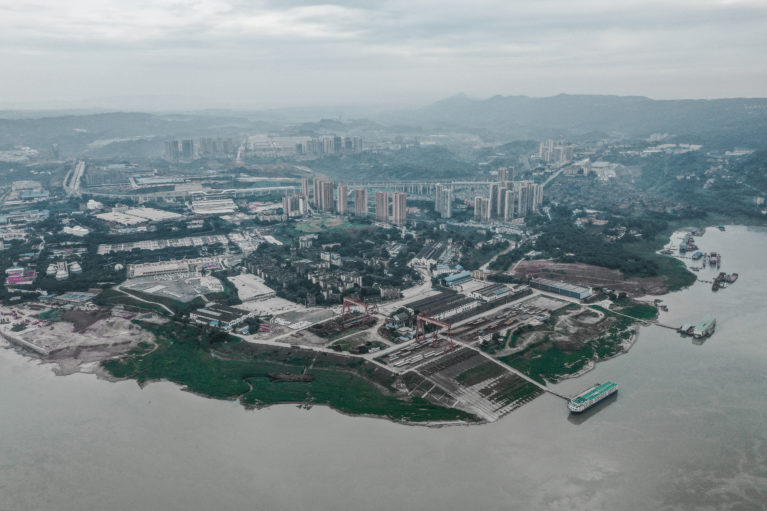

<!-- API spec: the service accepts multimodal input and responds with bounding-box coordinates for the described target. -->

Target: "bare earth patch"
[61,309,110,333]
[513,260,669,296]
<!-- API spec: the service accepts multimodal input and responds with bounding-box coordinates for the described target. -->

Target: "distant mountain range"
[382,93,767,148]
[1,94,766,156]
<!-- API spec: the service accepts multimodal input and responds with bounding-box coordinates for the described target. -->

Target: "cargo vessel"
[567,382,618,413]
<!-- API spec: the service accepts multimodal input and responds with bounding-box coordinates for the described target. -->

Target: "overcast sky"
[1,0,766,109]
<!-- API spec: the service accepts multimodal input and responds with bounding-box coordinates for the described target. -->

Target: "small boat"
[727,273,738,283]
[718,225,726,231]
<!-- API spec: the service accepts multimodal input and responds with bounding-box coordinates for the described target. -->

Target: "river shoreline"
[5,224,766,511]
[0,226,724,428]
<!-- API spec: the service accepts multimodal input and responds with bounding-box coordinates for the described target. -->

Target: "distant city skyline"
[1,0,766,110]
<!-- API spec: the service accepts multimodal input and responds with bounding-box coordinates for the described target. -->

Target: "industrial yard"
[0,304,157,373]
[0,158,664,425]
[121,273,225,303]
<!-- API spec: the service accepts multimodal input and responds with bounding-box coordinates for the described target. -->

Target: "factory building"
[189,304,256,331]
[442,271,472,287]
[470,283,513,302]
[530,278,592,300]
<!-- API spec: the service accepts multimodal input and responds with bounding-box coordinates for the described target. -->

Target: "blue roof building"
[443,271,472,287]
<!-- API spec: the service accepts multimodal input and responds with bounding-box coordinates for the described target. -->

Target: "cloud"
[0,0,765,106]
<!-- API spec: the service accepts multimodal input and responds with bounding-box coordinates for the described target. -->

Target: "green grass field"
[293,217,359,233]
[330,335,387,353]
[102,322,478,423]
[499,301,652,383]
[500,343,593,385]
[97,288,204,316]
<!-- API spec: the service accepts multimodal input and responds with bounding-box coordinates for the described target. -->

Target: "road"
[113,284,175,315]
[508,257,526,275]
[480,242,516,271]
[542,165,567,188]
[64,160,85,197]
[240,328,395,372]
[378,266,436,315]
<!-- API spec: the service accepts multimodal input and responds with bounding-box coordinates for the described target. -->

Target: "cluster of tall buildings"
[312,178,336,212]
[434,184,453,219]
[474,180,543,223]
[375,191,407,225]
[282,194,308,217]
[297,178,405,224]
[164,137,235,160]
[164,139,195,160]
[538,140,574,164]
[198,137,235,156]
[296,136,363,155]
[497,166,515,181]
[283,177,337,216]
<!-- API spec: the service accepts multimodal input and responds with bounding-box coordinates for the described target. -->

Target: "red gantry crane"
[415,313,456,352]
[339,297,379,328]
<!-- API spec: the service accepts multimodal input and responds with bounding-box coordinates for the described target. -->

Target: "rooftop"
[530,277,591,294]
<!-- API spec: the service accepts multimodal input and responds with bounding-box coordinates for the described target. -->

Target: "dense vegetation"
[500,302,657,383]
[534,222,660,276]
[103,322,478,423]
[310,145,478,181]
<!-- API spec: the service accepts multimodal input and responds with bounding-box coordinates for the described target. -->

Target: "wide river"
[2,226,766,511]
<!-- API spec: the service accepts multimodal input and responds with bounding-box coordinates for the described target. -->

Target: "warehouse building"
[411,241,449,267]
[470,283,512,302]
[127,257,223,278]
[530,278,592,300]
[190,199,237,215]
[404,290,478,321]
[189,304,255,331]
[442,271,472,287]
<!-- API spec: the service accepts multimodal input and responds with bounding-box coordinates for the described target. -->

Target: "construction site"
[451,294,570,344]
[0,303,158,373]
[121,272,225,303]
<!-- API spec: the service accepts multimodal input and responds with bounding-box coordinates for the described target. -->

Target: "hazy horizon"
[4,91,767,116]
[2,0,767,111]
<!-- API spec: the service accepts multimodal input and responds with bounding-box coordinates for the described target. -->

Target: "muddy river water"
[1,225,766,510]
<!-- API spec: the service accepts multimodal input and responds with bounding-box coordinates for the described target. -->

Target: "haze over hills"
[384,94,767,147]
[1,94,766,156]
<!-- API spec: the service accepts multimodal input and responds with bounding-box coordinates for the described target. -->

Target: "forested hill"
[0,112,261,155]
[309,145,478,181]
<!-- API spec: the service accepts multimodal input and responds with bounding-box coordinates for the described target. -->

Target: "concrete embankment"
[1,330,50,356]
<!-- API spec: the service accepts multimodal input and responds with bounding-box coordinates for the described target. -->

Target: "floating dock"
[692,316,716,339]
